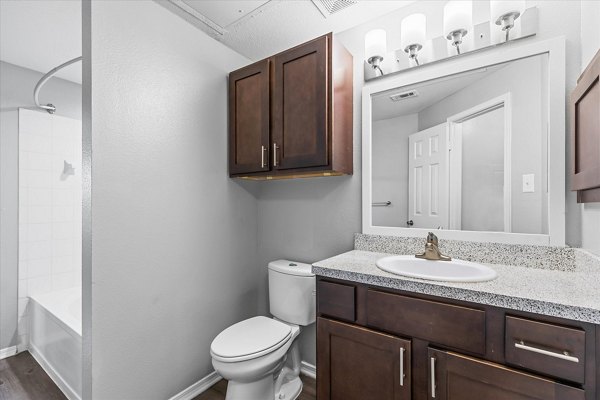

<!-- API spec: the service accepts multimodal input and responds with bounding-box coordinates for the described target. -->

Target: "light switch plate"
[522,174,535,193]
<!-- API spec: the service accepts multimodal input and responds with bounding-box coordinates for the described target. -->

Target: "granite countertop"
[312,249,600,324]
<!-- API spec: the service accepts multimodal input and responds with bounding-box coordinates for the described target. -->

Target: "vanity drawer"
[317,280,356,322]
[366,289,486,355]
[505,316,586,383]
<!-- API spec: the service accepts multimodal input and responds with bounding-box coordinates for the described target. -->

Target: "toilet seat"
[210,316,292,363]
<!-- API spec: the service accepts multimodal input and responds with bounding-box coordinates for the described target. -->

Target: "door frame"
[447,93,512,232]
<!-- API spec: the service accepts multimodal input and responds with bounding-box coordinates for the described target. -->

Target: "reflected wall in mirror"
[371,54,548,235]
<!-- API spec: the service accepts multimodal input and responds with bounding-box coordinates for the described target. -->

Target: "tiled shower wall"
[17,108,82,350]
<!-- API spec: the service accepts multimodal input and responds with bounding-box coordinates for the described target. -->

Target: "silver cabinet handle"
[273,143,279,167]
[261,145,266,168]
[399,347,405,386]
[515,341,579,363]
[430,357,436,398]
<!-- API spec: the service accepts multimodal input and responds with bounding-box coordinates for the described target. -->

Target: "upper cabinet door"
[571,50,600,202]
[271,35,329,171]
[229,59,270,175]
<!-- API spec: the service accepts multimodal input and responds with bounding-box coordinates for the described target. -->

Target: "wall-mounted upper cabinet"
[571,50,600,202]
[228,33,353,180]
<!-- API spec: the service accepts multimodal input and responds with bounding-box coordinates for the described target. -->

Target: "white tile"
[52,189,74,206]
[19,151,29,170]
[19,186,28,205]
[52,206,73,222]
[52,239,73,257]
[28,223,52,241]
[28,170,53,188]
[28,188,52,206]
[52,272,78,291]
[53,256,75,274]
[28,206,52,223]
[19,109,51,136]
[18,298,29,318]
[18,279,27,298]
[18,261,28,280]
[52,223,73,240]
[18,170,29,188]
[18,205,28,224]
[27,277,51,296]
[28,153,53,171]
[26,135,52,154]
[19,223,28,243]
[28,257,52,278]
[18,242,28,261]
[28,241,52,259]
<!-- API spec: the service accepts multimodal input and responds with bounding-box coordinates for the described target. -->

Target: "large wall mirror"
[362,38,566,246]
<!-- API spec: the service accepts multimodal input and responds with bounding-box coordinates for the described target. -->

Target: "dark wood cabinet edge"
[577,49,600,84]
[577,186,600,203]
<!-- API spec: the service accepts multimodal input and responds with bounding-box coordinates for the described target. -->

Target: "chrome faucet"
[415,232,452,261]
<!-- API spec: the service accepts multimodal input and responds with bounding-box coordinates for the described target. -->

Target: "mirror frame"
[362,37,566,246]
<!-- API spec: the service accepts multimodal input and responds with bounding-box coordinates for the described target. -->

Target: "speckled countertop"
[312,246,600,324]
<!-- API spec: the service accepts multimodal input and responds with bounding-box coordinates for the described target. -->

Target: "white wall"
[18,109,82,351]
[89,1,260,398]
[0,61,81,351]
[372,114,418,227]
[580,0,600,255]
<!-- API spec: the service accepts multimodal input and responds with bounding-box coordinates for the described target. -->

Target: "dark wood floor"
[193,375,316,400]
[0,351,67,400]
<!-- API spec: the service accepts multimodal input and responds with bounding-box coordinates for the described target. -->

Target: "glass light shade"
[400,13,426,50]
[365,29,387,61]
[443,1,473,36]
[490,0,525,22]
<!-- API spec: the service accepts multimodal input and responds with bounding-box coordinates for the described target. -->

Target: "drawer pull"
[430,356,436,398]
[515,340,579,363]
[261,145,267,168]
[399,347,405,386]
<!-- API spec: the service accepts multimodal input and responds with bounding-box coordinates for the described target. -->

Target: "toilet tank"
[268,260,316,326]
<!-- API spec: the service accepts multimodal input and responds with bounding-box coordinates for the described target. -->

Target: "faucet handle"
[427,232,438,246]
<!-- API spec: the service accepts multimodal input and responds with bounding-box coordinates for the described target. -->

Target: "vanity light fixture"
[365,29,386,76]
[491,0,525,42]
[400,13,426,66]
[443,0,472,55]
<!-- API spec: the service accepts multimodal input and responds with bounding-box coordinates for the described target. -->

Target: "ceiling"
[0,0,82,84]
[372,64,506,121]
[158,0,415,61]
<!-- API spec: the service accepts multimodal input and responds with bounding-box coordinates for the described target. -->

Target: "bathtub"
[29,287,82,400]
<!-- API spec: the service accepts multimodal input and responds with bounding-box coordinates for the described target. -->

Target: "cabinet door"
[428,349,585,400]
[271,35,329,170]
[317,317,411,400]
[228,59,270,175]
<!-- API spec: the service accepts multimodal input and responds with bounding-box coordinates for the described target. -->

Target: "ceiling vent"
[311,0,357,18]
[389,90,419,102]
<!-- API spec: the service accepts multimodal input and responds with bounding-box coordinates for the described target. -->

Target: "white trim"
[168,370,222,400]
[362,36,566,246]
[0,346,17,360]
[29,343,81,400]
[447,93,512,233]
[300,361,316,379]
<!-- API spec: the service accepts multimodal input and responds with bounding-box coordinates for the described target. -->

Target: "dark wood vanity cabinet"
[228,33,353,179]
[316,278,598,400]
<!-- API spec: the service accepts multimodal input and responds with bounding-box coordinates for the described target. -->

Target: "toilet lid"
[210,316,292,361]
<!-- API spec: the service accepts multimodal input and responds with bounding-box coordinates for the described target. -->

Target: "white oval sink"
[376,255,497,283]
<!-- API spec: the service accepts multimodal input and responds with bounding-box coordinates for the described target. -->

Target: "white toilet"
[210,260,315,400]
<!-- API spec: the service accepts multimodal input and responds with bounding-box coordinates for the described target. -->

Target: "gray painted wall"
[0,61,81,350]
[89,2,259,398]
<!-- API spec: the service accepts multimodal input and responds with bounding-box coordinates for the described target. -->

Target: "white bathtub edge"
[0,346,17,360]
[168,370,222,400]
[29,343,81,400]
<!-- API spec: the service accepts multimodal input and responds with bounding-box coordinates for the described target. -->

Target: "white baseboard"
[168,370,222,400]
[29,342,81,400]
[300,361,316,379]
[0,346,17,360]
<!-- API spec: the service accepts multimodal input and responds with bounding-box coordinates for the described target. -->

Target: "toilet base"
[225,375,273,400]
[276,375,302,400]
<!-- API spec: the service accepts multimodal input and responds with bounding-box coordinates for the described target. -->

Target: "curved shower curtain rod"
[34,56,82,114]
